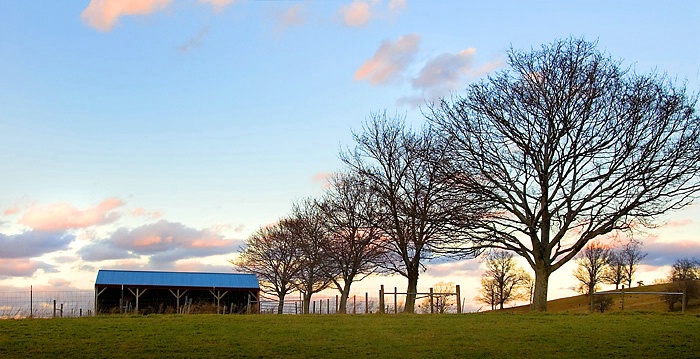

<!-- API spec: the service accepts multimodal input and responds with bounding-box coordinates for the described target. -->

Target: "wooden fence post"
[365,292,368,314]
[430,288,434,314]
[379,285,385,314]
[456,285,462,314]
[394,287,398,314]
[682,287,687,314]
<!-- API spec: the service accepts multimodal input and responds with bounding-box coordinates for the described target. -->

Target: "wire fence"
[0,289,94,319]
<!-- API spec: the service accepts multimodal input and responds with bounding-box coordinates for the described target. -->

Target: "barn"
[94,270,260,314]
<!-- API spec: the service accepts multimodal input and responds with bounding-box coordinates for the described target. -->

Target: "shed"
[94,269,260,314]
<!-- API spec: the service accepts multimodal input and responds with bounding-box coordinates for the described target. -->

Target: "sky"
[1,0,699,310]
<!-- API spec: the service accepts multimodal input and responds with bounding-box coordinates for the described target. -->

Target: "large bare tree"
[232,219,303,314]
[429,37,700,311]
[342,113,481,313]
[318,173,387,314]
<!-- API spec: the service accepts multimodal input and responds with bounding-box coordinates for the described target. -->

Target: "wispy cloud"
[131,207,163,220]
[199,0,238,12]
[388,0,407,13]
[18,198,124,231]
[0,231,74,259]
[79,220,243,265]
[0,259,54,277]
[340,0,373,27]
[177,26,209,53]
[81,0,172,32]
[272,4,307,35]
[354,34,421,85]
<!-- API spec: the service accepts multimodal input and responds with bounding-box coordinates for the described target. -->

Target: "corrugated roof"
[95,270,259,289]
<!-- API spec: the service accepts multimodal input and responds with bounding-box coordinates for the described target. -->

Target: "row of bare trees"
[572,240,647,297]
[235,36,700,312]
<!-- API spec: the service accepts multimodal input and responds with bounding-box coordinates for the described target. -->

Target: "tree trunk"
[277,292,286,314]
[404,273,419,313]
[338,283,352,314]
[531,266,550,312]
[302,292,312,314]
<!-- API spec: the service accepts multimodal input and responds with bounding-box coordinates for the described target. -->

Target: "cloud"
[664,218,694,228]
[3,207,19,216]
[399,50,505,106]
[340,1,373,27]
[81,0,172,32]
[642,240,700,267]
[0,259,54,277]
[273,4,307,34]
[79,220,243,265]
[0,231,75,259]
[354,34,421,85]
[388,0,407,12]
[19,198,124,231]
[199,0,238,12]
[131,207,163,220]
[177,27,209,54]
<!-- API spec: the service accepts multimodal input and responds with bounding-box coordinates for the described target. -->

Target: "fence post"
[430,288,434,314]
[53,300,56,318]
[60,303,63,318]
[365,292,368,314]
[327,298,330,314]
[456,285,461,314]
[379,285,385,314]
[620,287,625,311]
[335,295,338,314]
[394,287,398,314]
[682,287,687,314]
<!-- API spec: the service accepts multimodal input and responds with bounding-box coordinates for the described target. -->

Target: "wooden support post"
[379,285,385,314]
[95,287,107,316]
[430,288,434,314]
[313,300,316,314]
[128,288,148,313]
[335,295,338,313]
[169,289,188,314]
[53,300,56,318]
[456,285,462,314]
[327,298,330,314]
[394,287,398,314]
[353,295,357,314]
[209,290,228,314]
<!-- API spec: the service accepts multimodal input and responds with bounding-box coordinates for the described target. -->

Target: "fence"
[0,288,94,319]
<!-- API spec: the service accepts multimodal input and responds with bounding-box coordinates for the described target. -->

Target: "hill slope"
[503,281,699,313]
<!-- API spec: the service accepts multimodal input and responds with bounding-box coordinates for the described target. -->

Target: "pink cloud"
[19,198,124,231]
[3,207,19,216]
[81,0,172,31]
[389,0,407,12]
[132,207,163,220]
[273,4,307,34]
[0,259,49,277]
[199,0,238,12]
[664,218,694,228]
[340,1,373,27]
[354,34,421,85]
[412,48,476,90]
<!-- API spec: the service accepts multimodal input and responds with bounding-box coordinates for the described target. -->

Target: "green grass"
[0,313,698,358]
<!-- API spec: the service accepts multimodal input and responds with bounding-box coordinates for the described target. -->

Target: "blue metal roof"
[95,270,259,289]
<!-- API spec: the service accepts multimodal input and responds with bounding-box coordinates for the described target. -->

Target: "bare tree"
[477,277,499,311]
[232,220,302,314]
[318,173,387,314]
[429,37,700,311]
[620,240,647,288]
[290,199,335,314]
[342,113,481,313]
[572,241,610,313]
[603,250,625,290]
[479,250,530,310]
[417,281,457,314]
[664,258,699,311]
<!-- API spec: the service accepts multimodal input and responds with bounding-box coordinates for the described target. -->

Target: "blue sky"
[1,1,699,307]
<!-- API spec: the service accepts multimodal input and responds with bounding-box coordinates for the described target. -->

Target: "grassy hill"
[504,281,699,314]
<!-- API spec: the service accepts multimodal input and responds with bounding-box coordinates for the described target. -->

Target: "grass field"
[0,312,698,358]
